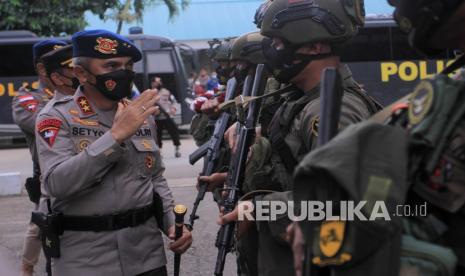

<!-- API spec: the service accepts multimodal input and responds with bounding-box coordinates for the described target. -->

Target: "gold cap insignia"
[95,37,118,54]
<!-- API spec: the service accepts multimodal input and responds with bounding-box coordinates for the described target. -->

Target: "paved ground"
[0,137,236,276]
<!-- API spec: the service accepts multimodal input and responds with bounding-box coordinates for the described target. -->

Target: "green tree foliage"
[110,0,189,34]
[0,0,119,36]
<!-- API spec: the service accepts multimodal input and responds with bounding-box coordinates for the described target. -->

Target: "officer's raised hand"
[111,90,159,144]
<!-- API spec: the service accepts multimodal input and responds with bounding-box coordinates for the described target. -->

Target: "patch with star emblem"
[408,80,434,126]
[145,155,154,169]
[18,95,39,112]
[77,139,91,152]
[94,37,118,55]
[76,96,95,115]
[105,79,117,91]
[37,118,62,147]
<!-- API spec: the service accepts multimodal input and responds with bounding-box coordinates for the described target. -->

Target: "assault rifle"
[303,67,343,276]
[214,64,269,275]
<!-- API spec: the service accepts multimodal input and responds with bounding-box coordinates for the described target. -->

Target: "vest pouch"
[400,235,457,276]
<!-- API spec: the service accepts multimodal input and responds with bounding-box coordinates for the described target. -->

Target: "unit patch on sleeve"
[18,95,39,112]
[37,118,62,147]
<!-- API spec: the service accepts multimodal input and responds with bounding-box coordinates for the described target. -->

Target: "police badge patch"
[145,155,154,169]
[105,79,117,91]
[408,80,434,126]
[37,118,62,147]
[18,95,39,112]
[78,139,91,152]
[94,37,118,54]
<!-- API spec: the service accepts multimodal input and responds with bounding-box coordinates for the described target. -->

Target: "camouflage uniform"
[292,0,465,275]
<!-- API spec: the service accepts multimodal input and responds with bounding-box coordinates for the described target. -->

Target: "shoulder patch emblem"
[95,37,118,55]
[141,139,153,150]
[18,95,39,112]
[319,221,345,258]
[37,118,62,147]
[77,139,91,152]
[72,117,99,127]
[408,80,434,126]
[76,96,95,115]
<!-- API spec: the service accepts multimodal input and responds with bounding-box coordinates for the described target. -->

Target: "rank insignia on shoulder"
[37,118,62,147]
[95,37,118,55]
[72,117,99,127]
[408,80,434,126]
[78,139,91,152]
[18,95,39,112]
[145,155,154,169]
[76,96,95,115]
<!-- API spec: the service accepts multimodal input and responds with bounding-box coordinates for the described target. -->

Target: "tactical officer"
[290,0,465,276]
[11,39,67,276]
[190,38,236,146]
[218,0,381,275]
[35,30,192,276]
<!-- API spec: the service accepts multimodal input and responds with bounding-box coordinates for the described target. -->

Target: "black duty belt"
[62,202,155,232]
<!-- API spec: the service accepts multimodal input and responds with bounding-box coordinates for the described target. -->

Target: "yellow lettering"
[399,61,418,81]
[381,62,398,82]
[419,61,435,79]
[8,83,17,96]
[437,60,445,73]
[0,84,5,96]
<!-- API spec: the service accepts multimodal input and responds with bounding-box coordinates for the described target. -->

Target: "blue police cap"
[32,39,68,64]
[72,30,142,62]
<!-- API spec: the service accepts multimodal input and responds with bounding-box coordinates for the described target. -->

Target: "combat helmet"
[260,0,365,45]
[230,31,266,64]
[210,38,235,62]
[209,38,237,85]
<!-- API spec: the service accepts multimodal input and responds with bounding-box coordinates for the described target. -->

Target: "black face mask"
[262,38,332,83]
[215,65,233,85]
[90,69,135,101]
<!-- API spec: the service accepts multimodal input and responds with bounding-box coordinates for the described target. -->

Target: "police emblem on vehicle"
[408,80,434,126]
[105,79,117,91]
[94,37,118,54]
